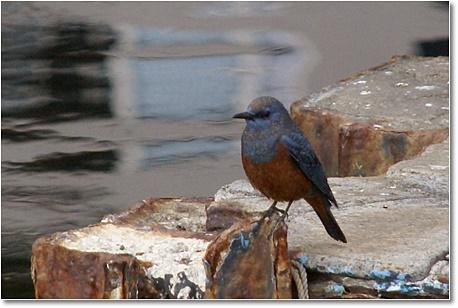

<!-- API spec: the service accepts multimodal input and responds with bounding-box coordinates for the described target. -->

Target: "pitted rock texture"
[31,198,215,299]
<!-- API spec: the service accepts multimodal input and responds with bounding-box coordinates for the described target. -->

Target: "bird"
[233,96,347,243]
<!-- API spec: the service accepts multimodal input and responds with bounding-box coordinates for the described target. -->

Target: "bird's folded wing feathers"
[280,133,338,207]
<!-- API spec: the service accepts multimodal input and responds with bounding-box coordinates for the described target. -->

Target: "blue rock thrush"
[233,96,347,243]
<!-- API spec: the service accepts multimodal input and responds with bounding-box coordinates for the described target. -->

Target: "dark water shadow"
[415,37,449,56]
[142,137,236,169]
[1,126,93,143]
[3,149,119,173]
[2,22,116,122]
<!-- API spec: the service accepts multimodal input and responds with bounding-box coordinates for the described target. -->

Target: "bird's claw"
[261,206,289,221]
[260,207,275,220]
[280,210,289,221]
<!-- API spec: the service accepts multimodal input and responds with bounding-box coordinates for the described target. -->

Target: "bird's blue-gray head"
[233,97,295,163]
[233,96,293,132]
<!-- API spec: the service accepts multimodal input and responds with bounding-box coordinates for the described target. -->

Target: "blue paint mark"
[326,264,344,275]
[301,260,447,297]
[374,281,388,291]
[373,273,449,297]
[396,272,406,282]
[370,269,393,280]
[398,283,421,295]
[423,280,449,295]
[376,280,422,296]
[291,258,448,297]
[341,265,355,277]
[307,261,357,278]
[217,230,253,286]
[325,283,345,296]
[223,231,251,267]
[239,232,250,249]
[296,255,309,265]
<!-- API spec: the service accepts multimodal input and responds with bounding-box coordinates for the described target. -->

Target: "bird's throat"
[241,129,280,164]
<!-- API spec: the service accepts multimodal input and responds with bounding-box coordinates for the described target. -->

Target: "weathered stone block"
[31,241,144,299]
[204,212,291,299]
[31,198,215,299]
[31,197,293,299]
[291,55,449,177]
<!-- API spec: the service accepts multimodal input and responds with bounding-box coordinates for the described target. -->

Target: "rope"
[290,259,309,299]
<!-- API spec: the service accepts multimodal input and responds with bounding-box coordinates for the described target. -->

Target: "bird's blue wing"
[280,132,338,207]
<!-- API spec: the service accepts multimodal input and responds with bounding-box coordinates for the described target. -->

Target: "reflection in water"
[2,125,92,143]
[132,55,239,120]
[109,27,313,120]
[2,22,116,120]
[191,1,290,18]
[2,184,110,298]
[2,21,119,298]
[3,185,109,208]
[142,137,237,168]
[2,127,58,142]
[4,149,119,173]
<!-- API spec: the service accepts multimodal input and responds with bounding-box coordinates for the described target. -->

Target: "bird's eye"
[258,110,270,118]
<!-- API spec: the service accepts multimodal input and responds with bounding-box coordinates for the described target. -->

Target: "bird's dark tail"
[305,195,347,243]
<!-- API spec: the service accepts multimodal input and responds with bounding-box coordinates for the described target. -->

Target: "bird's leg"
[284,200,293,214]
[280,200,294,221]
[261,201,278,219]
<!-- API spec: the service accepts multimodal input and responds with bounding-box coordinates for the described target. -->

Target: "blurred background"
[1,1,449,298]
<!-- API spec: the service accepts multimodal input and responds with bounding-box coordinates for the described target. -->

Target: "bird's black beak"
[233,111,254,120]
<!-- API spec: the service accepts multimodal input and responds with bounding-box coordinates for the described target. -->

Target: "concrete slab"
[290,56,449,177]
[296,55,449,131]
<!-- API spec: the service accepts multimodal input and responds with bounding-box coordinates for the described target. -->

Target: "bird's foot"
[280,201,293,221]
[260,207,274,220]
[260,201,277,220]
[279,209,289,221]
[261,205,288,220]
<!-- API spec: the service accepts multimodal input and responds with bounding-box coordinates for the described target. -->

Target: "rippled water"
[1,1,448,298]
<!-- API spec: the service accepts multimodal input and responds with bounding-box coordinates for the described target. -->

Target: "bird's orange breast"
[242,142,315,201]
